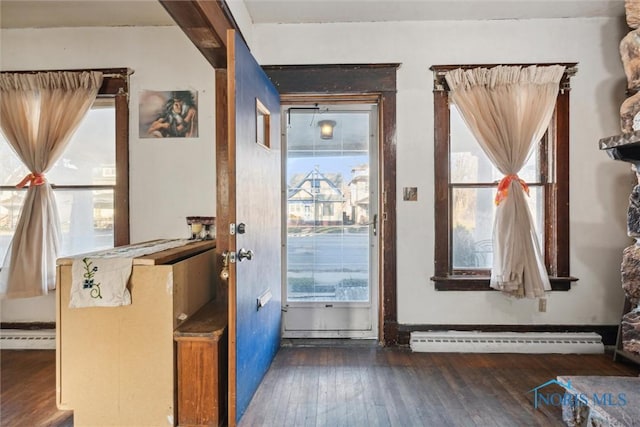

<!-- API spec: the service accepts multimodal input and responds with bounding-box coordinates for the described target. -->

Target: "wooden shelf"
[174,299,227,340]
[174,299,228,427]
[135,240,215,265]
[57,239,215,266]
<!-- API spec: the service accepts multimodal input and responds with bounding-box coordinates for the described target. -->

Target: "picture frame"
[139,90,198,138]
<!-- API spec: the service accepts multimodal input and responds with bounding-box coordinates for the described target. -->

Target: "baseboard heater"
[410,331,604,354]
[0,329,56,350]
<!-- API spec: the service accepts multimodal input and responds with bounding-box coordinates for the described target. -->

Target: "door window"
[286,108,372,303]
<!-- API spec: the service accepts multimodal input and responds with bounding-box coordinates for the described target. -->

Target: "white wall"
[1,26,216,322]
[251,17,634,325]
[1,16,634,327]
[227,0,254,48]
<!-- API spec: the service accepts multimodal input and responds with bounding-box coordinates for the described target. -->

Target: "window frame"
[430,63,578,291]
[0,68,130,248]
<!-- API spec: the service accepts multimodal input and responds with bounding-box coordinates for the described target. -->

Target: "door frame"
[281,99,380,338]
[264,65,399,345]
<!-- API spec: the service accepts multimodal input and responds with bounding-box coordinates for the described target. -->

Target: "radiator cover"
[410,331,604,354]
[0,329,56,350]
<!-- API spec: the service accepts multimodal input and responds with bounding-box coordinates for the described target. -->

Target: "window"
[430,63,577,291]
[0,70,129,261]
[256,98,271,149]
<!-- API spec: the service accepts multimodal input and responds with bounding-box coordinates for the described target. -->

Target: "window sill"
[431,275,578,291]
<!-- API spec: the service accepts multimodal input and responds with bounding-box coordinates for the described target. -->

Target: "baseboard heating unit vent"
[0,329,56,350]
[410,331,604,354]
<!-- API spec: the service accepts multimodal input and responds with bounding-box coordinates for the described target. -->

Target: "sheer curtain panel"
[444,65,564,298]
[0,71,103,299]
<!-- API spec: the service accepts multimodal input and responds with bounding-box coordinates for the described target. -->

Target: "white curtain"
[445,65,564,298]
[0,71,103,299]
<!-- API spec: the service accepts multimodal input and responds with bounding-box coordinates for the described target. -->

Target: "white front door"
[282,103,379,338]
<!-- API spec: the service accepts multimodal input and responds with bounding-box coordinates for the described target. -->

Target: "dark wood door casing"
[264,64,399,345]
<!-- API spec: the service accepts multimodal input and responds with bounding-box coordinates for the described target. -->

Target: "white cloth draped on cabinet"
[444,65,564,298]
[68,239,192,308]
[0,71,103,299]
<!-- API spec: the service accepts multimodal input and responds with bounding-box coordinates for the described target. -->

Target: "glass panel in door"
[283,104,378,337]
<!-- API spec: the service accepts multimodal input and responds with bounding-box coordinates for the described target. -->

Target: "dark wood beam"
[159,0,240,69]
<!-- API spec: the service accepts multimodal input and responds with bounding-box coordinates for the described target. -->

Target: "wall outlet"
[538,298,547,312]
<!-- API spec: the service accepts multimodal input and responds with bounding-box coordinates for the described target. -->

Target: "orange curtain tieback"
[495,174,529,205]
[16,173,46,189]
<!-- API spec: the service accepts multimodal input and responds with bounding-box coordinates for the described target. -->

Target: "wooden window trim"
[430,63,578,291]
[113,88,130,247]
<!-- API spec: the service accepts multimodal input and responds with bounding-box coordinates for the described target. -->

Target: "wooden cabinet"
[174,300,228,427]
[56,240,216,426]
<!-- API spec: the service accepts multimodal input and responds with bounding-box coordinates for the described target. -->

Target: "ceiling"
[0,0,626,29]
[243,0,625,24]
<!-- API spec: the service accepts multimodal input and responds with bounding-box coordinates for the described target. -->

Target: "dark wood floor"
[2,347,638,427]
[239,344,640,427]
[1,350,72,427]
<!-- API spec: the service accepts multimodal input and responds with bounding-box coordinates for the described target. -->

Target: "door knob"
[237,248,254,261]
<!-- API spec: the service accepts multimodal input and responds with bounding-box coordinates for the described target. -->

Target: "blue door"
[226,29,281,425]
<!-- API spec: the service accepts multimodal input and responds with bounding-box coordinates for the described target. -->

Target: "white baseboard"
[410,331,604,354]
[0,329,56,350]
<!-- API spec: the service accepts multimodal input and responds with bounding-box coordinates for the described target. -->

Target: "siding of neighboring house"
[288,168,344,225]
[348,165,369,225]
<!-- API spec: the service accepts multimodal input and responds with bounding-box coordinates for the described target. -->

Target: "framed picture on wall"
[139,90,198,138]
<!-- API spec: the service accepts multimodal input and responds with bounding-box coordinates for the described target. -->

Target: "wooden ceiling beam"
[159,0,238,69]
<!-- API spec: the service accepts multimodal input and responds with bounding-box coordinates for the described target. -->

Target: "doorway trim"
[281,99,380,338]
[263,64,399,345]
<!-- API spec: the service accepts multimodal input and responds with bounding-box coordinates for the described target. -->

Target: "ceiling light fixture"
[318,120,336,140]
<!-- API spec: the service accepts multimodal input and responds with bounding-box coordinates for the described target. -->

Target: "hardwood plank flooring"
[2,347,638,427]
[239,345,639,427]
[1,350,72,427]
